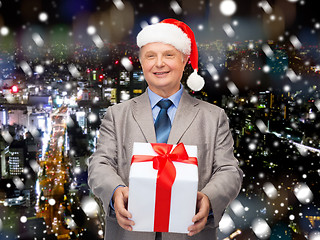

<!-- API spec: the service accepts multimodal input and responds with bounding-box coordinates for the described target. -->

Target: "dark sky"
[0,0,319,47]
[0,0,318,32]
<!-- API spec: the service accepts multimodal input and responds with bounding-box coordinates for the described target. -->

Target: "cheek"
[168,58,186,70]
[141,61,154,72]
[173,62,186,73]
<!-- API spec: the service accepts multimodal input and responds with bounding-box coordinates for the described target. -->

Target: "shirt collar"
[148,84,184,109]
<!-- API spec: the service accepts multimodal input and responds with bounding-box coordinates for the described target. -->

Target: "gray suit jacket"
[88,90,243,240]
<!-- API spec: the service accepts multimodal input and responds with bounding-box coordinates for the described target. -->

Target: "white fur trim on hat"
[137,23,191,55]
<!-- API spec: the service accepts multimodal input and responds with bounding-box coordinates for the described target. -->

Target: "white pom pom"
[186,70,205,91]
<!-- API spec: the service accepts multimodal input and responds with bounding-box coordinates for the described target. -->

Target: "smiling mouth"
[154,71,169,75]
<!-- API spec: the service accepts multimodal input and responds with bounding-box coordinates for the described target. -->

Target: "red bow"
[131,143,197,232]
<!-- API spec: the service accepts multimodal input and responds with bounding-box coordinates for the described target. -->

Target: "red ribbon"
[131,143,197,232]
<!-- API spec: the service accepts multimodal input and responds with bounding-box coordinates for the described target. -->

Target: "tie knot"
[157,99,172,110]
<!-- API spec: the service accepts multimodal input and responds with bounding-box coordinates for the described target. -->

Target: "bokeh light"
[219,0,237,16]
[48,198,56,206]
[38,12,48,22]
[20,216,27,223]
[88,113,98,123]
[81,197,100,217]
[87,26,96,35]
[35,65,45,74]
[0,26,9,36]
[150,16,160,24]
[309,231,320,240]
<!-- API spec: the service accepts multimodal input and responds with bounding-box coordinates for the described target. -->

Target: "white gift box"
[128,142,198,233]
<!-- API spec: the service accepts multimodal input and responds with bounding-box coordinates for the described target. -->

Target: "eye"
[146,54,155,59]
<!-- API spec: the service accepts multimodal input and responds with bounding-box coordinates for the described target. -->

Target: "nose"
[155,56,165,67]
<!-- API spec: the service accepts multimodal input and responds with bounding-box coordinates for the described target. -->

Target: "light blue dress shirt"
[147,84,184,124]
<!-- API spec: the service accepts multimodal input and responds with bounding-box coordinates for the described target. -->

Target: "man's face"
[139,42,188,98]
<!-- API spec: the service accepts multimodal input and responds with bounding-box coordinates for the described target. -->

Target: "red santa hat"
[137,18,205,91]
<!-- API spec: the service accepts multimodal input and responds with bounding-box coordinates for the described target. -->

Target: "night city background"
[0,0,319,239]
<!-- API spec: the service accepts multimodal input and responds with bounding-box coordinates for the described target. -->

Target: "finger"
[117,213,135,230]
[123,187,129,199]
[116,207,135,230]
[123,188,129,206]
[192,207,206,223]
[118,221,133,231]
[189,215,207,230]
[188,217,207,236]
[114,190,131,217]
[114,197,132,219]
[117,204,132,219]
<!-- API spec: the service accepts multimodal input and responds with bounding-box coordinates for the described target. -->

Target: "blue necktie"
[155,99,173,143]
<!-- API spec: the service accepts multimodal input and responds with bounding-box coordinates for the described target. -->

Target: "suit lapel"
[132,92,157,143]
[168,91,200,144]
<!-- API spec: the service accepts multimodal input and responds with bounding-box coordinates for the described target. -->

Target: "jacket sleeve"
[201,109,243,227]
[87,106,126,215]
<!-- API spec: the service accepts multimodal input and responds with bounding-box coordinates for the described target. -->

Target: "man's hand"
[112,186,135,231]
[188,191,211,236]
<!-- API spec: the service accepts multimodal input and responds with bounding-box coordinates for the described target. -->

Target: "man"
[88,19,243,240]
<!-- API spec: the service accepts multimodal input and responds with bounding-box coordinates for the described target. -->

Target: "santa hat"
[137,18,205,91]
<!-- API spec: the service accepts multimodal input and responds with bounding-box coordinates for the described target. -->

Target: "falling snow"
[92,34,104,48]
[262,44,274,59]
[121,57,133,71]
[252,218,271,239]
[113,0,125,11]
[290,35,302,49]
[259,1,273,14]
[170,1,182,15]
[223,23,235,38]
